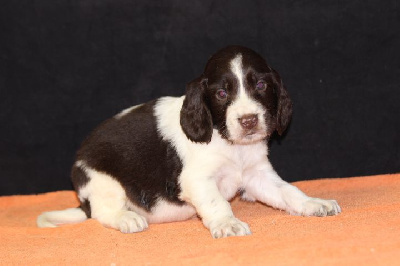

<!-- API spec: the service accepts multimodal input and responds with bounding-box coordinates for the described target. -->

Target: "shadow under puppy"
[37,45,341,238]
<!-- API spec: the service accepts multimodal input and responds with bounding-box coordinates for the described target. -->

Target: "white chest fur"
[212,142,269,200]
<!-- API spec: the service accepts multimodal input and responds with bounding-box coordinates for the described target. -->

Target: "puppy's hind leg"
[82,166,148,233]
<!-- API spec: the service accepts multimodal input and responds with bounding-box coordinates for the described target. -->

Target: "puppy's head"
[180,46,292,144]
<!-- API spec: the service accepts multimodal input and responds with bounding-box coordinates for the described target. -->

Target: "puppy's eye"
[256,81,267,91]
[216,89,228,99]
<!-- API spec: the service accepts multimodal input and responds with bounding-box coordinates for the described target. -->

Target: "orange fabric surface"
[1,174,399,265]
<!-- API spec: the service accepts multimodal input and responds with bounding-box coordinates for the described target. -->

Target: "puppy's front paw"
[302,198,341,217]
[112,211,148,233]
[209,217,251,239]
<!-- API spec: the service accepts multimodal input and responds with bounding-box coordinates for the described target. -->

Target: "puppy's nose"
[239,114,258,130]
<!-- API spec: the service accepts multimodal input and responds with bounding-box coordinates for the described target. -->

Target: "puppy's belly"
[126,200,197,223]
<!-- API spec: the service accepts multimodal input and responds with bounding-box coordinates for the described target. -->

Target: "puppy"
[37,46,341,238]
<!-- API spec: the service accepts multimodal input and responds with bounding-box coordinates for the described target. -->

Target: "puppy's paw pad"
[114,211,148,233]
[302,198,341,217]
[210,217,251,239]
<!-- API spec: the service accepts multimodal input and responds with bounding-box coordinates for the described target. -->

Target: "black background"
[1,0,399,195]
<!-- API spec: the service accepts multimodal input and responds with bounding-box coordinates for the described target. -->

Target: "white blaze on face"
[226,54,267,144]
[230,54,246,97]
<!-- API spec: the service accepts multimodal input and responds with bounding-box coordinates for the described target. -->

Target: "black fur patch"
[80,198,92,218]
[71,164,89,192]
[72,100,185,213]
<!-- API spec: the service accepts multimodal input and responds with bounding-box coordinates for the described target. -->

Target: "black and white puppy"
[37,46,341,238]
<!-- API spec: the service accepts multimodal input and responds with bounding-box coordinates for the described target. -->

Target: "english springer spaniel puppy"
[37,46,341,238]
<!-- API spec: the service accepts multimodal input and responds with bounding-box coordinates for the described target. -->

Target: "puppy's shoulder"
[153,96,186,140]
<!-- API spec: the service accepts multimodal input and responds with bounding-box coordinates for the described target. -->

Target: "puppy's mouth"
[244,129,258,137]
[232,130,268,145]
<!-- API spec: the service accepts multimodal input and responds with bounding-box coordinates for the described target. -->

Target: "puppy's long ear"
[180,76,213,143]
[273,69,293,135]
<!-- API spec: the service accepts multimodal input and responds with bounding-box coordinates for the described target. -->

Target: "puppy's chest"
[213,145,266,200]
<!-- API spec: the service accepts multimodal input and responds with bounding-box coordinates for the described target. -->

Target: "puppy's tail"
[37,207,88,228]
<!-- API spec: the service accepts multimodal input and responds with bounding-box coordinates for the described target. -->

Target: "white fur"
[37,208,87,228]
[114,104,144,119]
[230,54,246,96]
[227,54,268,144]
[126,200,196,224]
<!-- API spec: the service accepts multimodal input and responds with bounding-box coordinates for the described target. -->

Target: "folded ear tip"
[276,125,286,136]
[276,112,292,136]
